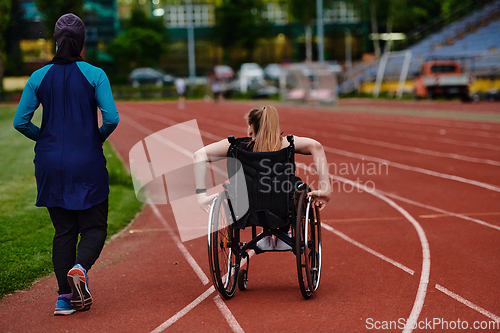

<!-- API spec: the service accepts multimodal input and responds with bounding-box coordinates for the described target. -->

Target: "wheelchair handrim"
[304,197,313,291]
[207,197,218,248]
[313,205,322,291]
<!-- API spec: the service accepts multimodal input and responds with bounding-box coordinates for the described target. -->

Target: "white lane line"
[321,223,414,275]
[337,134,500,166]
[367,191,430,333]
[169,112,500,192]
[122,112,243,332]
[125,118,243,332]
[150,286,215,333]
[150,200,246,333]
[323,146,500,193]
[335,113,500,131]
[378,190,500,232]
[299,164,430,333]
[149,201,210,285]
[128,108,432,332]
[435,284,500,322]
[328,116,500,139]
[123,105,500,153]
[213,295,245,333]
[395,132,500,151]
[129,109,500,193]
[293,117,500,152]
[279,115,500,152]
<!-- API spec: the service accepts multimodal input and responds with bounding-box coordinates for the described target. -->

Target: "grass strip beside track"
[0,106,143,298]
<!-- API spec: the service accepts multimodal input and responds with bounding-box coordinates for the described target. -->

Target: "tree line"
[0,0,490,92]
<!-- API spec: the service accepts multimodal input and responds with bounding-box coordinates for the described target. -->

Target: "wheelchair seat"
[227,135,301,230]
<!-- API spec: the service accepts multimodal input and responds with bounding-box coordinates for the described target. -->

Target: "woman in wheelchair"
[194,105,330,242]
[194,105,330,299]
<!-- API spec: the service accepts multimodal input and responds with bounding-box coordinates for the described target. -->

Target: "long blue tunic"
[13,61,119,210]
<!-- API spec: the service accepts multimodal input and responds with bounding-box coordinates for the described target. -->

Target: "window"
[262,3,289,26]
[431,65,457,73]
[324,1,360,24]
[164,4,214,28]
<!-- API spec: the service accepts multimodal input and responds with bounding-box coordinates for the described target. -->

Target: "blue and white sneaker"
[54,295,76,315]
[67,264,92,311]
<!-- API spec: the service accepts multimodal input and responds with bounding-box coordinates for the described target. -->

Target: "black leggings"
[47,199,108,295]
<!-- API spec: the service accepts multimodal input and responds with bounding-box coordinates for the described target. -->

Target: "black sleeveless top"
[227,137,254,155]
[226,136,301,229]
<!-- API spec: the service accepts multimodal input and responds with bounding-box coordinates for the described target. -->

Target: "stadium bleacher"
[340,0,500,94]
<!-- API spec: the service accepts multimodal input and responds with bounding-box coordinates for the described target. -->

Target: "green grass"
[0,106,143,298]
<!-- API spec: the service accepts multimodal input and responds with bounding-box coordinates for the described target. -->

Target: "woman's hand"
[306,189,331,211]
[197,192,219,213]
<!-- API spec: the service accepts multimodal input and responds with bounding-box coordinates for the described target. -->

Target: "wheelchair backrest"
[227,135,299,228]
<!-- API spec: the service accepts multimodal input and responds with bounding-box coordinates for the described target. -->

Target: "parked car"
[252,83,279,99]
[413,60,473,101]
[129,68,176,87]
[213,65,235,81]
[238,63,265,82]
[264,63,282,81]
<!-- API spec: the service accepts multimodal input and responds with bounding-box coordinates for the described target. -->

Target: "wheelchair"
[207,135,322,300]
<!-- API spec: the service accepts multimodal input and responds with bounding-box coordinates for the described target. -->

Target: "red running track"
[1,99,499,332]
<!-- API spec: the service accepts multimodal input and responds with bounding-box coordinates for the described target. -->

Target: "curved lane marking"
[299,164,430,333]
[323,146,500,193]
[123,107,433,332]
[378,190,500,232]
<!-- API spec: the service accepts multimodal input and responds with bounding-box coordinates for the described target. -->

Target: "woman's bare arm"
[193,139,230,211]
[294,136,331,209]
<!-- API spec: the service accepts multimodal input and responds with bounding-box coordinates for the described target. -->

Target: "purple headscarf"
[49,13,86,65]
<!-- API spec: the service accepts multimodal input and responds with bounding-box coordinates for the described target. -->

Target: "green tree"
[107,28,165,73]
[106,7,166,75]
[215,0,270,64]
[5,0,26,76]
[289,0,316,62]
[0,0,12,95]
[364,0,442,53]
[441,0,463,17]
[34,0,84,39]
[126,6,164,32]
[390,0,441,33]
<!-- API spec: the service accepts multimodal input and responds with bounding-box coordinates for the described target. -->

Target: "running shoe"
[67,264,92,311]
[54,295,76,315]
[257,235,274,251]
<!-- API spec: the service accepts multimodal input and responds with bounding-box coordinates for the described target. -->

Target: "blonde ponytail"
[246,106,282,152]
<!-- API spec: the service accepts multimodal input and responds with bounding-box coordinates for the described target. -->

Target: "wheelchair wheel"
[238,269,248,291]
[295,190,321,299]
[208,191,240,299]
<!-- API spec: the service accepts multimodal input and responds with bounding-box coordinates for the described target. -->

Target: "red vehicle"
[413,60,473,101]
